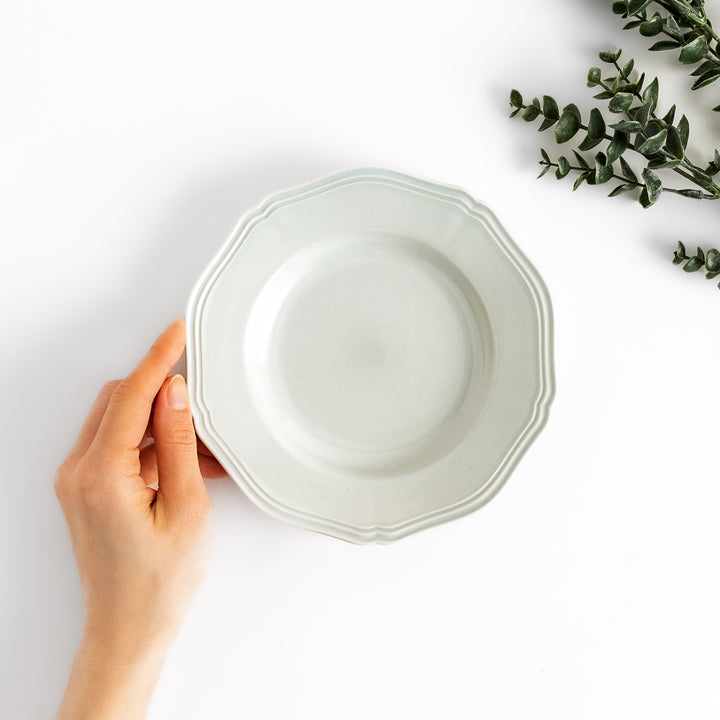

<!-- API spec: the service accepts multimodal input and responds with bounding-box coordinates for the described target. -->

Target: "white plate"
[186,168,554,543]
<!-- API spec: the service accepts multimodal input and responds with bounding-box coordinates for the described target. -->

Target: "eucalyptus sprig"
[510,36,720,289]
[613,0,720,104]
[673,241,720,279]
[510,49,720,207]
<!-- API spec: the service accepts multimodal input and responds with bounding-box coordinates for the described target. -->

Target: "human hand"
[54,318,224,720]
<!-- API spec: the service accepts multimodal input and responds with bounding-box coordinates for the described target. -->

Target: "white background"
[3,1,720,718]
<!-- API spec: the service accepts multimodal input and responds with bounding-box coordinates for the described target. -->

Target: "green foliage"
[554,104,582,143]
[509,52,720,208]
[510,0,720,290]
[673,242,720,286]
[613,0,720,105]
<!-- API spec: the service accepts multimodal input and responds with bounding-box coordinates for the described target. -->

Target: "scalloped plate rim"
[186,166,555,543]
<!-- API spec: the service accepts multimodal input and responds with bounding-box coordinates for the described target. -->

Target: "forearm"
[56,626,171,720]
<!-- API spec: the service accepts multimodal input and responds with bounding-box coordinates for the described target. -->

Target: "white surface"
[3,0,720,717]
[188,168,552,542]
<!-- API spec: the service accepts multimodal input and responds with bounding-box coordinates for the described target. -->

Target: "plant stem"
[539,158,713,195]
[654,0,720,45]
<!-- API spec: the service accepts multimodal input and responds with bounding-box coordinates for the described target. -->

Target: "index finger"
[93,318,187,454]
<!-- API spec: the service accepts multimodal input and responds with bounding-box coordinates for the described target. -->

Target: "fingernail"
[167,374,188,410]
[167,316,185,331]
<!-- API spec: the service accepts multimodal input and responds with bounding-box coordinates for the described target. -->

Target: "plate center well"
[245,232,491,474]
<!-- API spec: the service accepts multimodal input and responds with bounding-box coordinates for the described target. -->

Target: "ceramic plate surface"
[186,168,554,542]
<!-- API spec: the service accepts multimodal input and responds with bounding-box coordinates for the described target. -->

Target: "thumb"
[153,374,207,515]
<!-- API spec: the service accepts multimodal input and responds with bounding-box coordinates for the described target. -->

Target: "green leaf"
[643,118,665,136]
[510,90,523,108]
[673,241,688,263]
[691,167,715,190]
[556,156,571,178]
[587,67,602,87]
[572,173,588,191]
[554,104,582,143]
[637,127,668,155]
[705,248,720,272]
[631,102,650,131]
[609,92,634,113]
[648,40,682,51]
[578,134,604,151]
[616,82,638,95]
[665,126,684,159]
[679,35,709,64]
[697,246,706,263]
[676,189,704,198]
[692,68,720,90]
[641,167,662,206]
[709,150,720,175]
[537,164,551,179]
[665,15,682,39]
[593,90,614,100]
[628,0,652,13]
[542,96,559,121]
[648,158,682,169]
[599,49,622,63]
[663,104,676,125]
[607,131,629,162]
[608,183,636,196]
[667,0,693,17]
[714,105,720,112]
[570,153,588,173]
[610,120,643,134]
[522,105,540,121]
[683,256,704,272]
[612,1,628,13]
[690,60,716,77]
[678,115,690,149]
[706,270,720,279]
[641,77,659,109]
[587,108,606,140]
[595,153,614,184]
[540,148,551,164]
[620,156,638,183]
[621,59,635,77]
[639,15,664,36]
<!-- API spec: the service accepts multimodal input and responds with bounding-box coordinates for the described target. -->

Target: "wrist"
[56,625,170,720]
[83,588,188,658]
[81,617,173,670]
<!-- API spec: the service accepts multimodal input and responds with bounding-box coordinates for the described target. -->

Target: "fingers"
[196,437,214,458]
[94,319,187,455]
[66,380,121,463]
[197,437,228,478]
[153,374,208,516]
[139,443,159,489]
[198,455,227,479]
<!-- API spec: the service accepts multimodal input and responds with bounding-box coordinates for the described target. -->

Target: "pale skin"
[54,318,226,720]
